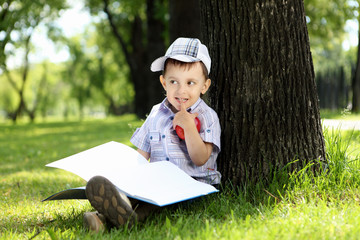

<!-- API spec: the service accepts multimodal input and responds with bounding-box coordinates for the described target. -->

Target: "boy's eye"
[170,80,178,84]
[188,81,195,86]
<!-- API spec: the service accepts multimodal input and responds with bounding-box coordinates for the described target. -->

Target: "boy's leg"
[130,199,161,222]
[85,176,137,228]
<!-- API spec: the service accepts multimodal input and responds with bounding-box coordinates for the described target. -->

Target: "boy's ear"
[201,78,211,94]
[160,75,166,90]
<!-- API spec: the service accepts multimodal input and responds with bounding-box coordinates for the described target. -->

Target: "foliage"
[84,21,135,114]
[1,116,360,239]
[0,22,135,121]
[0,0,68,68]
[304,0,356,79]
[0,0,69,122]
[62,24,135,117]
[0,0,359,119]
[85,0,145,18]
[0,62,69,121]
[305,0,355,46]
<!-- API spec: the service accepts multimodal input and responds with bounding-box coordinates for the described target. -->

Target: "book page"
[103,161,218,206]
[46,141,148,182]
[128,161,218,206]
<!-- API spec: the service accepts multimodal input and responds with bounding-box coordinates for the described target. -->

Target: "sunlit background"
[1,0,360,122]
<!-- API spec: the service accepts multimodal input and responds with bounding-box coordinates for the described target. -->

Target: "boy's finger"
[180,100,187,112]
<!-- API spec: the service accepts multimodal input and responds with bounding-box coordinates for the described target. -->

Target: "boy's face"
[160,62,211,113]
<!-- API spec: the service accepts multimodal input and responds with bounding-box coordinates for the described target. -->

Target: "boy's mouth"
[175,97,188,104]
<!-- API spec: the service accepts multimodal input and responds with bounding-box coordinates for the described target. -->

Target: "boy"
[83,37,221,232]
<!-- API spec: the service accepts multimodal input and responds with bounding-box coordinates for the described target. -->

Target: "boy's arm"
[183,127,213,166]
[173,103,213,166]
[137,148,150,160]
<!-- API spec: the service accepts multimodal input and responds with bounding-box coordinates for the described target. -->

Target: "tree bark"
[169,0,201,42]
[201,0,326,185]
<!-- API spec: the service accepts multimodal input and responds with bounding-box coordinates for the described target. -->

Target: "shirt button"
[150,136,153,140]
[206,129,211,133]
[162,135,165,138]
[166,157,169,161]
[170,116,174,120]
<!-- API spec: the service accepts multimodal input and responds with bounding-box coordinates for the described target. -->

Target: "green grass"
[1,115,360,239]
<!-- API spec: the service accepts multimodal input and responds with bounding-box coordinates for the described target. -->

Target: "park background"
[2,0,360,239]
[1,0,360,122]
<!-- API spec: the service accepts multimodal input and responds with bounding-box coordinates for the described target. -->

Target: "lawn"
[1,114,360,239]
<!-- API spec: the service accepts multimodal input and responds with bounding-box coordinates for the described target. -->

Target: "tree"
[354,29,360,111]
[87,22,135,115]
[169,0,201,42]
[63,36,92,119]
[352,0,360,112]
[200,0,326,185]
[303,0,355,111]
[0,0,68,122]
[86,0,166,118]
[304,0,354,50]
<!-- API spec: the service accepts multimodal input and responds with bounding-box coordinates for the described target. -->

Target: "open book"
[43,141,218,207]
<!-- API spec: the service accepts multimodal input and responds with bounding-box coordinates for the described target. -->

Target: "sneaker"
[83,211,106,232]
[85,176,137,228]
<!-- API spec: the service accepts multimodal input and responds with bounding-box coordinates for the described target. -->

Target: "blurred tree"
[201,0,326,185]
[85,0,166,118]
[0,62,62,121]
[63,36,91,120]
[304,0,357,111]
[32,62,61,120]
[86,22,135,115]
[352,0,360,112]
[61,24,134,118]
[0,0,68,122]
[304,0,354,49]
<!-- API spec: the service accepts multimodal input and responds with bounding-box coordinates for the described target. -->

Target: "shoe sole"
[85,176,137,228]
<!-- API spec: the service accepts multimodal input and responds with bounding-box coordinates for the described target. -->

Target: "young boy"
[83,37,221,232]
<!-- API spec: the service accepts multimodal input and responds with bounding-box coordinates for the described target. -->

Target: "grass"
[1,114,360,239]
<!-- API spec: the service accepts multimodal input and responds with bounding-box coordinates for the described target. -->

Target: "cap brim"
[150,56,168,72]
[150,55,201,72]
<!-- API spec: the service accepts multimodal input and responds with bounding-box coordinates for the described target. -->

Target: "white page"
[61,161,218,206]
[46,141,148,182]
[120,161,218,206]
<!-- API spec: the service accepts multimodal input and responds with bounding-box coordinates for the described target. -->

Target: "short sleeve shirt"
[130,97,221,185]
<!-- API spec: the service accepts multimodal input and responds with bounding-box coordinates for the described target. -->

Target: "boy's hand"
[173,101,199,134]
[173,101,212,166]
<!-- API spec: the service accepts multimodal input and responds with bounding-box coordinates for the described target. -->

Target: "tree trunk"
[352,18,360,112]
[169,0,201,42]
[5,34,32,123]
[200,0,326,185]
[103,0,165,118]
[144,0,166,115]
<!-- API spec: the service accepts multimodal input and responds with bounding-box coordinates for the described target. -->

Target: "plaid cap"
[150,37,211,74]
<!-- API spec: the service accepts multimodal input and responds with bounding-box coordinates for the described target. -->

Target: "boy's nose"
[177,84,186,94]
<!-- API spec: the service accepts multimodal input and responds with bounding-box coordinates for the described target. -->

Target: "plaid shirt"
[130,98,221,185]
